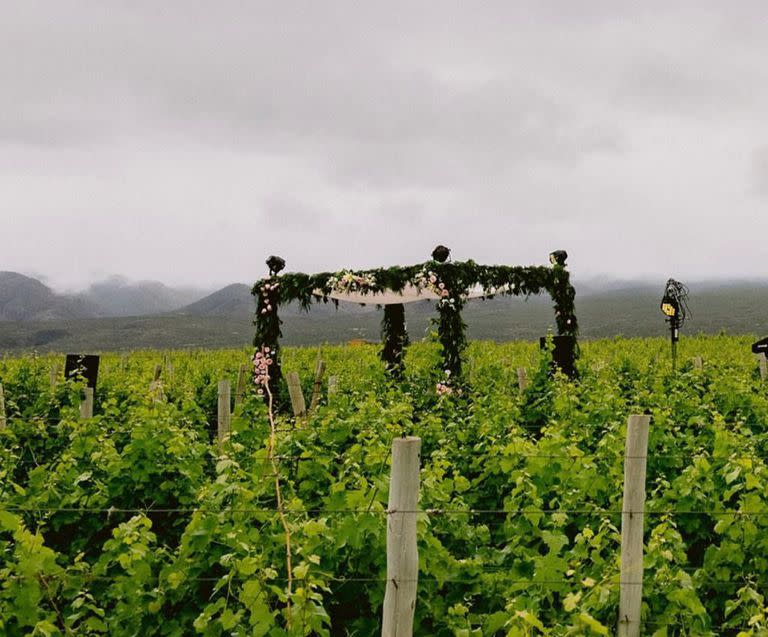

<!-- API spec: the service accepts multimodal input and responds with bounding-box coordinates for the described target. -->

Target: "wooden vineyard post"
[149,363,165,403]
[0,383,6,430]
[217,380,231,452]
[382,436,421,637]
[759,354,767,383]
[693,356,703,371]
[79,387,94,420]
[49,364,60,390]
[308,359,326,413]
[234,364,249,410]
[618,414,651,637]
[517,367,529,392]
[327,376,339,398]
[286,372,306,417]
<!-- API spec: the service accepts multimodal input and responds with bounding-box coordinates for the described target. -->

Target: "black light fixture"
[660,278,689,371]
[752,337,768,356]
[266,255,286,275]
[549,250,568,266]
[431,245,451,263]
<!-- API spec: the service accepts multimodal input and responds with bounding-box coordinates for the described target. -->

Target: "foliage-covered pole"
[0,383,6,430]
[381,303,409,379]
[253,256,285,402]
[418,246,468,390]
[548,251,578,338]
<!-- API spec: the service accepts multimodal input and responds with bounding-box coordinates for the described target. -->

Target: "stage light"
[266,255,286,275]
[549,250,568,266]
[660,299,678,317]
[431,245,451,263]
[660,278,690,371]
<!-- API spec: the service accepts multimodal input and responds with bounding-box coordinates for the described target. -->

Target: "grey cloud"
[259,195,328,230]
[753,148,768,196]
[2,2,768,287]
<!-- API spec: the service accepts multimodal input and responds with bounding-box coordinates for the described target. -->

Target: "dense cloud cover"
[2,1,767,288]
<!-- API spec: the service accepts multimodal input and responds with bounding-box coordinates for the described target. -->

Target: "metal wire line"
[3,506,767,516]
[4,415,767,437]
[5,572,765,587]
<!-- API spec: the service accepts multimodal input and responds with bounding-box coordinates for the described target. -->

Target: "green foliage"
[0,336,767,634]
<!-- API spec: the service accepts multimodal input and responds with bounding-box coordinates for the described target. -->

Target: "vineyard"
[2,336,768,636]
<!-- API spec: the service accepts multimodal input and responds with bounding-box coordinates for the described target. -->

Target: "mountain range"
[0,272,212,321]
[1,271,768,351]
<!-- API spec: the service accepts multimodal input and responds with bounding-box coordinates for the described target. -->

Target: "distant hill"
[0,271,97,321]
[176,284,254,318]
[175,284,378,319]
[3,275,768,351]
[83,276,207,317]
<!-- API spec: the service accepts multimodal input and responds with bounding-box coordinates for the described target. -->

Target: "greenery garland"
[253,255,578,396]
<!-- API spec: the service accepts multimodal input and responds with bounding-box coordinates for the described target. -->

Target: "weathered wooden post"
[234,364,249,410]
[217,380,231,452]
[517,367,529,392]
[759,354,767,383]
[382,436,421,637]
[693,356,703,371]
[49,364,60,390]
[286,371,306,417]
[79,387,94,420]
[0,383,6,430]
[308,359,326,412]
[148,363,165,403]
[618,414,651,637]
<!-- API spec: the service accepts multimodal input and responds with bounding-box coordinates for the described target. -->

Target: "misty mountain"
[4,273,768,351]
[0,271,97,321]
[175,284,380,320]
[83,276,208,317]
[175,284,254,318]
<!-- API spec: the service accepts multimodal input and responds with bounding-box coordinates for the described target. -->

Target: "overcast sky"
[2,1,768,290]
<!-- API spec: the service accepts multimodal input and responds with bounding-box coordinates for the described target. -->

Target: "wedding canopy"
[253,247,578,402]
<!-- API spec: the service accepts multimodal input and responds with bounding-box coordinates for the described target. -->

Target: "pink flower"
[429,275,437,284]
[441,290,449,297]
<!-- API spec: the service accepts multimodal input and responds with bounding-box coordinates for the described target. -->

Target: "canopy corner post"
[253,256,286,406]
[381,303,409,379]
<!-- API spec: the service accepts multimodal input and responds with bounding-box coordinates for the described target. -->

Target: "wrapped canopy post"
[381,303,409,379]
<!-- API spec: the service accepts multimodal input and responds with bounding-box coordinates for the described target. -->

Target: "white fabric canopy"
[312,283,494,305]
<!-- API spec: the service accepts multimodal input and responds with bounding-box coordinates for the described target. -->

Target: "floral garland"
[252,345,275,395]
[414,267,458,309]
[253,276,283,401]
[253,254,579,400]
[327,270,377,294]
